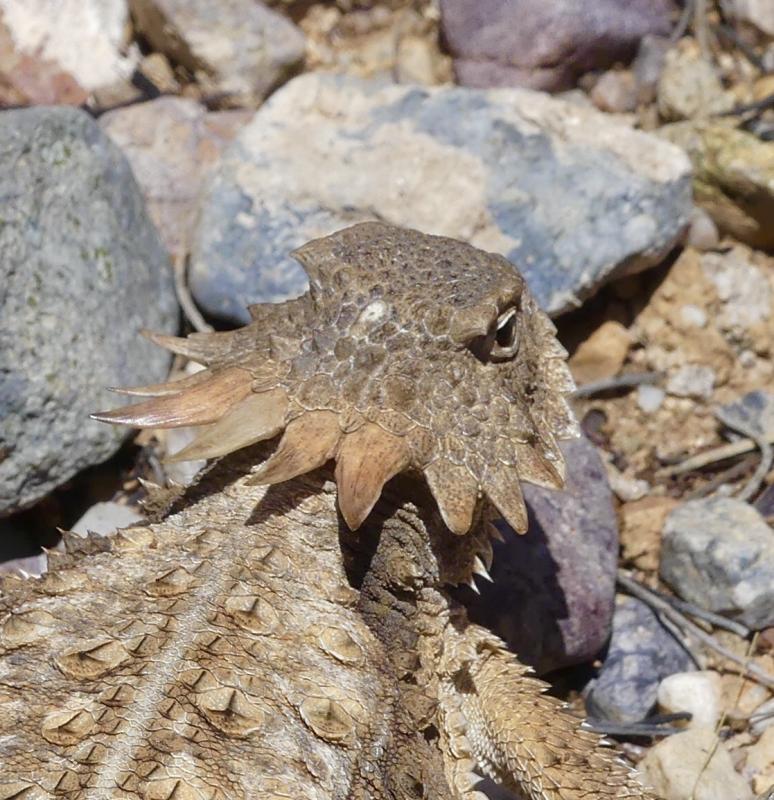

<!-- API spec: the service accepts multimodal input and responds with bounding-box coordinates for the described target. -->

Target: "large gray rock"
[0,107,177,515]
[661,496,774,630]
[439,0,674,91]
[467,436,618,674]
[191,73,693,325]
[585,596,696,723]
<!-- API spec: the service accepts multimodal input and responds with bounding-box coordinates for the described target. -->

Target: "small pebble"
[679,303,707,328]
[590,69,639,114]
[666,364,715,400]
[657,671,722,729]
[637,383,665,414]
[686,207,720,250]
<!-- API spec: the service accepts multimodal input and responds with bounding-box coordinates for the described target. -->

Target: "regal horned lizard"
[0,223,657,799]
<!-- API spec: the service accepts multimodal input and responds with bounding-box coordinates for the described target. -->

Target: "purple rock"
[440,0,675,91]
[466,435,618,674]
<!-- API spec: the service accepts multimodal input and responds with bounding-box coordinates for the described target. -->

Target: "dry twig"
[173,253,213,334]
[573,371,662,399]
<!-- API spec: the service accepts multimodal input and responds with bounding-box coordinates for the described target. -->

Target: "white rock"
[637,384,665,413]
[701,248,772,331]
[71,502,144,537]
[658,671,723,729]
[0,0,136,92]
[666,364,715,399]
[639,726,754,800]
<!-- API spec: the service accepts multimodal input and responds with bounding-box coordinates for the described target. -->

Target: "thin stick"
[573,371,662,399]
[661,435,774,477]
[684,456,756,500]
[714,407,773,502]
[173,253,213,334]
[656,611,705,669]
[652,582,751,638]
[617,572,774,690]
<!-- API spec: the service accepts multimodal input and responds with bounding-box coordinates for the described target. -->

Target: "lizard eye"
[490,307,519,361]
[467,307,520,363]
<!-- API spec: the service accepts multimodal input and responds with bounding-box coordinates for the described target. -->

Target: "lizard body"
[0,223,656,799]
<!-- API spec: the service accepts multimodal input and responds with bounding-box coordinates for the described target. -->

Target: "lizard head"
[94,222,577,535]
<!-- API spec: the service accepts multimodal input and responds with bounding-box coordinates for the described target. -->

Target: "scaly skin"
[0,223,657,799]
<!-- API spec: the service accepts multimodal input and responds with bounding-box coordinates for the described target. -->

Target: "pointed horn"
[334,424,410,530]
[423,459,479,535]
[91,367,252,428]
[515,442,564,491]
[166,389,289,463]
[485,465,529,534]
[141,329,235,365]
[246,411,341,486]
[108,368,214,398]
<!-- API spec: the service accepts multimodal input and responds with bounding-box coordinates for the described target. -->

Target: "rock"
[0,0,137,101]
[0,17,88,106]
[71,502,144,537]
[569,320,632,385]
[605,462,651,502]
[685,207,720,251]
[660,121,774,249]
[438,0,674,91]
[721,0,774,37]
[632,34,671,104]
[657,671,723,729]
[666,364,716,399]
[585,596,695,723]
[661,497,774,630]
[0,107,177,515]
[130,0,305,108]
[636,384,666,414]
[657,43,733,121]
[620,496,678,571]
[590,69,639,114]
[639,726,754,800]
[746,726,774,795]
[720,673,771,726]
[191,73,692,324]
[466,436,618,674]
[395,35,444,85]
[701,250,773,332]
[101,97,250,261]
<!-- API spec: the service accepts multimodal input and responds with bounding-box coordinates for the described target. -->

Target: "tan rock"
[569,320,632,385]
[720,672,772,725]
[745,726,774,794]
[657,42,733,121]
[660,121,774,249]
[619,496,678,571]
[101,97,250,259]
[639,726,754,800]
